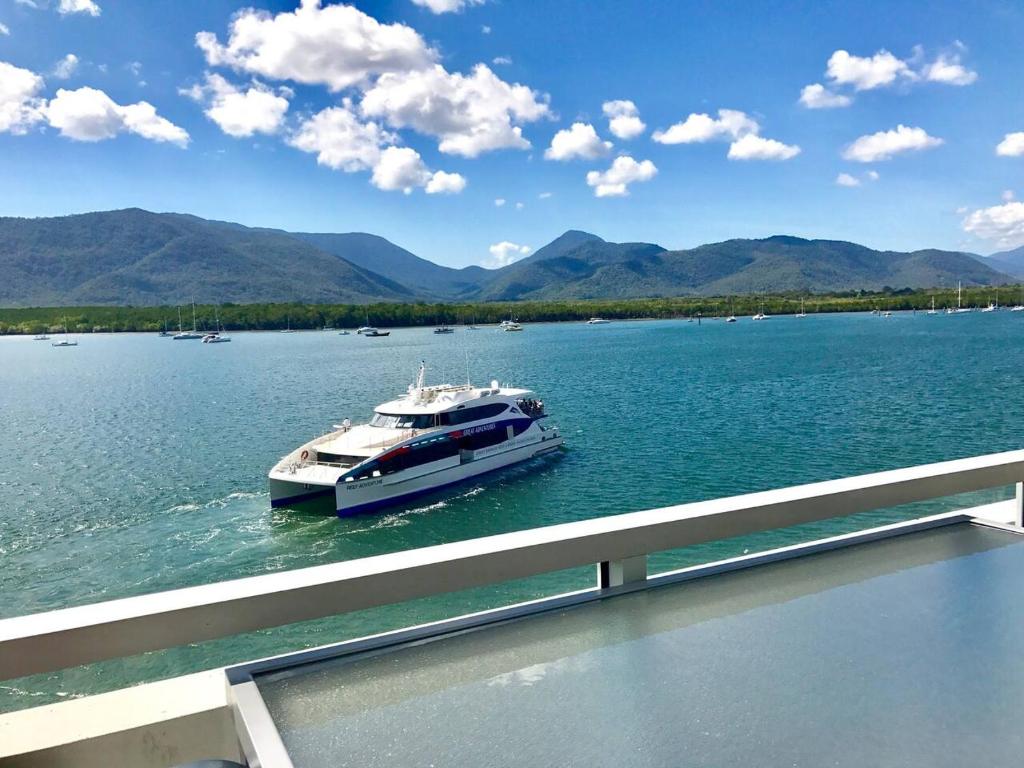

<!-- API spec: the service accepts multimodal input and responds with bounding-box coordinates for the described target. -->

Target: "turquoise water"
[2,312,1023,709]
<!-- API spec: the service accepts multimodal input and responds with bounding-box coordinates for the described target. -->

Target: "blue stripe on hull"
[270,486,334,508]
[336,448,558,517]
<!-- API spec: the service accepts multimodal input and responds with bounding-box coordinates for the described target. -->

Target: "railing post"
[1015,482,1024,527]
[597,555,648,589]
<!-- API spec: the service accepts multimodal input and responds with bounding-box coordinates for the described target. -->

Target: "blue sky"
[1,0,1022,268]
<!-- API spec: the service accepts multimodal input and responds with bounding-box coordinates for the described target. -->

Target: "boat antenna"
[416,360,426,392]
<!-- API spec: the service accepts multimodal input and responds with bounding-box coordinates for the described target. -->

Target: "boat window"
[439,403,509,426]
[370,412,436,429]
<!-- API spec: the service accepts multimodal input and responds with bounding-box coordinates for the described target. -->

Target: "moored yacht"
[268,363,563,516]
[586,317,611,324]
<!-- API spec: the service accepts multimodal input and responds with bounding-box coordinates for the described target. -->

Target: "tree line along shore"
[1,286,1020,335]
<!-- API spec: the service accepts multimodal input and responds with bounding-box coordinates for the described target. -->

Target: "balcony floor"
[255,523,1024,767]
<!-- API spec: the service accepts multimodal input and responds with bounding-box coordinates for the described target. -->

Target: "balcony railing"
[2,450,1023,683]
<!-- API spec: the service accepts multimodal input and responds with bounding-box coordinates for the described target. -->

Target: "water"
[2,312,1023,709]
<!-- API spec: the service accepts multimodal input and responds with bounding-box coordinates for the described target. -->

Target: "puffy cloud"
[45,87,189,146]
[492,56,512,66]
[538,191,552,199]
[371,146,430,193]
[412,0,484,13]
[424,169,466,194]
[602,99,645,140]
[798,83,851,109]
[962,201,1024,250]
[996,132,1024,157]
[544,122,611,161]
[361,63,550,157]
[826,49,912,91]
[195,0,435,92]
[1002,190,1015,202]
[485,241,531,268]
[182,73,289,137]
[0,22,9,36]
[922,53,977,86]
[515,201,523,210]
[58,0,100,16]
[866,170,880,181]
[652,108,757,144]
[842,124,943,162]
[287,102,394,171]
[585,155,657,197]
[494,198,505,206]
[654,108,797,161]
[727,134,800,161]
[0,60,46,134]
[52,53,79,80]
[836,173,860,187]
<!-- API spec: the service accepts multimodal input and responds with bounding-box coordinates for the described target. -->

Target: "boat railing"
[2,450,1023,682]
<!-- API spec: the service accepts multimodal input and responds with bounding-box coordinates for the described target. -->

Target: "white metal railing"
[1,450,1023,681]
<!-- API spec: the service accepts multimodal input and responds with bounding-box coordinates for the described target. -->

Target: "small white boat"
[795,298,807,318]
[280,317,295,334]
[203,310,231,342]
[433,325,455,334]
[883,310,893,318]
[52,318,77,347]
[586,317,611,325]
[356,326,374,335]
[268,363,563,516]
[364,328,390,337]
[927,297,938,315]
[173,302,204,340]
[33,333,50,341]
[338,330,351,336]
[503,322,524,332]
[981,302,997,313]
[946,281,972,314]
[725,316,737,323]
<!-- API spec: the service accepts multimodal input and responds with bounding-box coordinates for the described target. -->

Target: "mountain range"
[0,208,1015,307]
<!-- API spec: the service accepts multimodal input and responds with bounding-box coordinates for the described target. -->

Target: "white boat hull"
[336,431,563,516]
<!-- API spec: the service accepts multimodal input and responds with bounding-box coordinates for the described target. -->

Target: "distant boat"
[586,317,611,325]
[883,310,893,318]
[338,330,351,336]
[947,281,972,314]
[33,333,50,341]
[927,296,938,315]
[363,328,390,337]
[433,325,455,334]
[52,318,77,347]
[355,326,374,335]
[982,302,997,313]
[795,298,807,318]
[752,302,768,321]
[503,322,524,332]
[203,310,231,343]
[280,317,295,333]
[725,315,737,323]
[173,302,204,340]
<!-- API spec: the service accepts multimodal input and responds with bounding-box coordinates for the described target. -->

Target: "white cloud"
[922,53,977,85]
[52,53,79,80]
[727,134,800,161]
[962,201,1024,250]
[866,170,880,181]
[798,83,851,109]
[836,173,860,187]
[481,25,491,34]
[0,60,46,134]
[182,73,289,137]
[0,22,9,36]
[195,0,435,92]
[1002,190,1015,202]
[826,49,913,91]
[411,0,484,13]
[842,124,943,162]
[538,191,552,199]
[602,99,645,140]
[425,169,466,194]
[287,102,394,171]
[361,63,549,158]
[58,0,100,16]
[45,86,189,146]
[14,0,38,6]
[485,240,531,267]
[996,132,1024,157]
[494,197,505,206]
[371,146,430,193]
[492,56,512,66]
[652,108,757,144]
[544,122,611,161]
[515,201,523,210]
[585,155,657,197]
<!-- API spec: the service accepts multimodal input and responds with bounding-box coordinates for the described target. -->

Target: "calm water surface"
[1,312,1023,708]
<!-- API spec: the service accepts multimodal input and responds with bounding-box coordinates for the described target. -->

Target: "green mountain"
[474,234,1011,301]
[288,231,487,299]
[0,210,1014,308]
[0,209,413,307]
[984,246,1024,279]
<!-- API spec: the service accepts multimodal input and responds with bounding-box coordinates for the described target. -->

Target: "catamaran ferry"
[268,364,564,516]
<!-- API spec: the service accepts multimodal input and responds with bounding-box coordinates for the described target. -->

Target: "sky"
[0,0,1023,269]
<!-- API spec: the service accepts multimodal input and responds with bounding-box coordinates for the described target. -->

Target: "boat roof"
[376,383,533,414]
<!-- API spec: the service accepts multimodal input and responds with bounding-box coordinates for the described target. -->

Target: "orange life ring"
[300,449,309,461]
